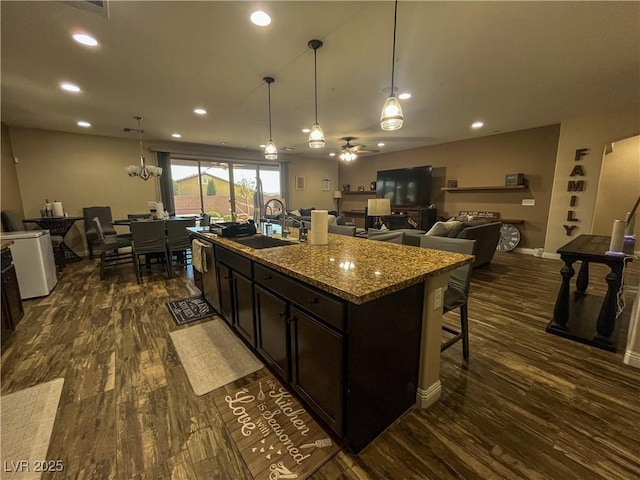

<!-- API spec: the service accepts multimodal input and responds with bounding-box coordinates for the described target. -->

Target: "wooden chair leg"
[134,254,142,283]
[460,304,470,361]
[99,251,106,280]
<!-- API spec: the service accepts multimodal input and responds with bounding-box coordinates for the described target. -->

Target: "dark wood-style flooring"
[1,251,639,479]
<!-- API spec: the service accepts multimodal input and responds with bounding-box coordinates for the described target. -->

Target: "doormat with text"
[213,371,340,480]
[166,296,216,326]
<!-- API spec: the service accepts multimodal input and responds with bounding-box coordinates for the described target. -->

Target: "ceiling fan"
[338,137,379,161]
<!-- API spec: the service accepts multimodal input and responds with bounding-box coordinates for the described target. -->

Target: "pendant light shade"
[308,39,325,149]
[263,76,278,160]
[380,0,404,131]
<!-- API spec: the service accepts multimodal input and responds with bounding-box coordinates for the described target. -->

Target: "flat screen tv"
[376,166,432,208]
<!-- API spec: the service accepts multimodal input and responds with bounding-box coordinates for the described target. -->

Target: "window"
[169,158,281,223]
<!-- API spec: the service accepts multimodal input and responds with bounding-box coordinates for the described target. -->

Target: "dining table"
[23,216,83,263]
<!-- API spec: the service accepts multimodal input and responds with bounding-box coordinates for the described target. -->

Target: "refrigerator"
[0,231,58,299]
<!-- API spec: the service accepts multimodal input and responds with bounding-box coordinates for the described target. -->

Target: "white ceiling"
[2,1,639,160]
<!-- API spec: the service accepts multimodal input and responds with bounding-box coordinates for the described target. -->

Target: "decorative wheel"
[496,223,521,252]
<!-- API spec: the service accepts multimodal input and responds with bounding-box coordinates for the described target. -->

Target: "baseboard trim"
[512,247,560,260]
[624,350,640,368]
[416,380,441,408]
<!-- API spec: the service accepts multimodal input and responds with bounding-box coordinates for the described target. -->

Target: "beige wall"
[338,125,561,249]
[1,122,24,229]
[287,155,340,213]
[8,127,160,254]
[592,135,640,237]
[545,110,640,254]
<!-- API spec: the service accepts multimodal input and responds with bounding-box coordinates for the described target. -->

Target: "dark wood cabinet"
[290,306,344,435]
[197,236,424,453]
[233,271,255,346]
[1,247,24,345]
[255,285,290,381]
[217,263,233,326]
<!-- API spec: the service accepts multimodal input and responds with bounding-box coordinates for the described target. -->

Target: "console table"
[23,217,82,263]
[546,234,634,352]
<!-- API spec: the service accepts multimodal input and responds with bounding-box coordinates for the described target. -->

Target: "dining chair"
[130,220,171,283]
[2,210,66,272]
[93,217,134,280]
[420,236,476,362]
[83,206,118,259]
[166,218,196,275]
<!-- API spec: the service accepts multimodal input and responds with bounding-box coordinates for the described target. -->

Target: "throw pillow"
[299,207,315,217]
[328,215,337,225]
[289,209,301,217]
[336,215,346,225]
[425,220,462,237]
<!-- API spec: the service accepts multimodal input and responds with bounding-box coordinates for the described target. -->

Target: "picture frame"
[322,177,330,191]
[295,176,306,191]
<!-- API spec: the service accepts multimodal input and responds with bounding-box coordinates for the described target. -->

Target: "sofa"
[423,219,502,268]
[366,220,502,268]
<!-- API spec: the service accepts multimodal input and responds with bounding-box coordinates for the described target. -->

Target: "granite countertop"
[189,228,473,305]
[1,240,15,250]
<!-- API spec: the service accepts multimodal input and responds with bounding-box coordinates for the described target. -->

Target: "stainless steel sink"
[229,235,296,249]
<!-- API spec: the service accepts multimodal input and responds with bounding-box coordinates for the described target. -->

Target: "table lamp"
[333,190,343,214]
[367,198,391,229]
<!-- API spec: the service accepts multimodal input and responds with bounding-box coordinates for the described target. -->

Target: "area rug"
[166,295,217,326]
[1,378,65,480]
[170,320,263,396]
[213,371,340,480]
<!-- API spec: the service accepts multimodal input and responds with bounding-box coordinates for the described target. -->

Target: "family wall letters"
[563,148,589,235]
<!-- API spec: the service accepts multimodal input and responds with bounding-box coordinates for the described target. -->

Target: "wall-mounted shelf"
[501,219,525,225]
[344,191,376,196]
[441,185,527,192]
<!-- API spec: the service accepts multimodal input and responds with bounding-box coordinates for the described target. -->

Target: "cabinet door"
[233,272,255,346]
[217,263,233,325]
[290,306,344,435]
[1,264,23,329]
[255,286,289,381]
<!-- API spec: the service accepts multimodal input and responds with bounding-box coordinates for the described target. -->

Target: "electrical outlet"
[522,199,536,206]
[434,287,443,309]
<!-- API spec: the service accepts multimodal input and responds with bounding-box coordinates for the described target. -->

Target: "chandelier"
[125,116,162,180]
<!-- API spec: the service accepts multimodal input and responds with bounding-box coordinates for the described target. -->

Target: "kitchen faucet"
[263,198,290,237]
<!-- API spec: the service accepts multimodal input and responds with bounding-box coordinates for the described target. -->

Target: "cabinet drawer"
[215,246,252,278]
[254,264,344,331]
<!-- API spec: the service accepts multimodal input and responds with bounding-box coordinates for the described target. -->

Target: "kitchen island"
[189,228,473,453]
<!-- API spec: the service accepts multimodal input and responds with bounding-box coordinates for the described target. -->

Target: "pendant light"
[263,76,278,160]
[308,39,325,148]
[125,116,162,180]
[380,0,404,131]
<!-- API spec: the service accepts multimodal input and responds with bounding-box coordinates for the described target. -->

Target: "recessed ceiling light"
[194,108,207,115]
[250,11,271,26]
[377,142,385,147]
[398,93,412,100]
[329,153,336,157]
[282,147,294,151]
[77,121,91,128]
[72,33,98,47]
[471,121,484,129]
[259,144,267,148]
[172,133,182,138]
[302,128,311,133]
[60,82,81,93]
